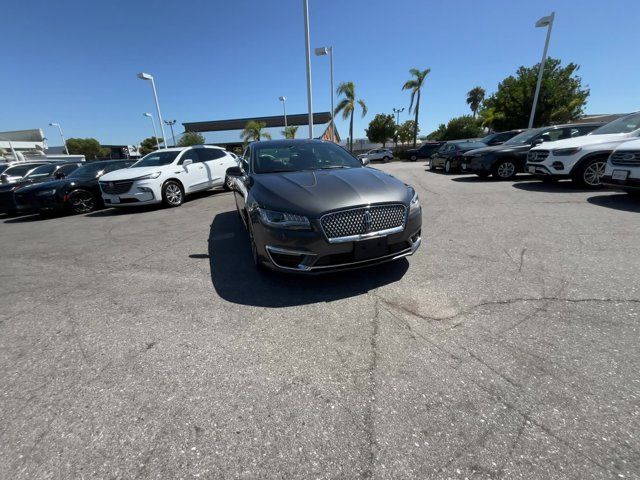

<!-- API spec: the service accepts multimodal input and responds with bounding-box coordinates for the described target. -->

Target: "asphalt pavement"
[1,162,639,479]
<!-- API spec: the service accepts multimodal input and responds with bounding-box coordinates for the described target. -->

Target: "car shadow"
[205,211,409,307]
[512,181,609,193]
[85,205,159,217]
[587,193,640,213]
[450,175,533,183]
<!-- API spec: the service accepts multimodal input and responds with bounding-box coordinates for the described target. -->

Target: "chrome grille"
[320,204,406,242]
[100,180,133,195]
[527,150,550,163]
[610,151,640,166]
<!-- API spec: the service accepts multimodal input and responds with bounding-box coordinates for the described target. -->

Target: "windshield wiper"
[318,165,349,170]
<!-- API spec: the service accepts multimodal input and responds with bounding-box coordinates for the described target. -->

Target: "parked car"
[462,122,601,180]
[0,161,57,184]
[403,142,444,161]
[0,162,82,214]
[527,112,640,188]
[357,148,393,163]
[480,129,526,146]
[602,139,640,195]
[99,146,237,208]
[14,160,134,214]
[429,140,488,173]
[226,139,421,273]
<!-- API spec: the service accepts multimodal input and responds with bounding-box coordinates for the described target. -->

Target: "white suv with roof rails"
[602,139,640,195]
[99,146,237,208]
[526,112,640,188]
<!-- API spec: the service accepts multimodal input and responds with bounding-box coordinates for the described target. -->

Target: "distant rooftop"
[183,112,332,133]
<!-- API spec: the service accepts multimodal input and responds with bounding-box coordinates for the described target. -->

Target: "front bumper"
[525,163,571,178]
[253,208,422,273]
[14,190,64,212]
[462,156,492,174]
[601,174,640,190]
[101,179,161,206]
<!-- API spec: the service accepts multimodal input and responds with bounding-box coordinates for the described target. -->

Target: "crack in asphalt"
[362,297,380,480]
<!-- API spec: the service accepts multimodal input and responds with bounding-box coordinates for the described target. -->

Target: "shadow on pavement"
[587,193,640,213]
[205,211,409,307]
[450,175,533,183]
[512,181,604,193]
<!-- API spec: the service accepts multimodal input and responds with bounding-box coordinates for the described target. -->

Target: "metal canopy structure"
[183,112,332,133]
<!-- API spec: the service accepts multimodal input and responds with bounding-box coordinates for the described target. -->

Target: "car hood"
[251,167,411,217]
[15,178,70,193]
[530,133,638,151]
[0,176,57,192]
[99,166,158,181]
[463,144,529,156]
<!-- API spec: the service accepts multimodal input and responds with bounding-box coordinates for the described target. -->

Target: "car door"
[198,148,234,187]
[178,148,208,192]
[233,148,251,217]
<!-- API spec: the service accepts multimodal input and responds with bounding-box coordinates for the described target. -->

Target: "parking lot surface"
[1,162,639,479]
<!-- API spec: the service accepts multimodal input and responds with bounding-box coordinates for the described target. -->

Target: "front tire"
[162,180,184,207]
[492,159,517,180]
[68,189,97,214]
[248,223,264,271]
[410,154,417,162]
[444,160,452,174]
[383,156,391,163]
[573,157,606,189]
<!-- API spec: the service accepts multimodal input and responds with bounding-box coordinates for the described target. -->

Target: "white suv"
[602,139,640,196]
[99,146,237,208]
[357,148,393,163]
[526,112,640,188]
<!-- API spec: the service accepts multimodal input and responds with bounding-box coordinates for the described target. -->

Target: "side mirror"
[55,171,66,179]
[226,166,243,176]
[361,157,370,166]
[532,138,544,146]
[182,159,193,166]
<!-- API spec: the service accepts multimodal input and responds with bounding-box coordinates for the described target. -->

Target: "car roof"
[154,145,225,152]
[250,139,332,148]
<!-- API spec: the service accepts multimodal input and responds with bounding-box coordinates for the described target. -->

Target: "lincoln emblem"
[363,209,373,232]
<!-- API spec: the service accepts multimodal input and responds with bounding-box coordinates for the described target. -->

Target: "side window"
[198,149,226,161]
[59,164,79,175]
[179,149,199,164]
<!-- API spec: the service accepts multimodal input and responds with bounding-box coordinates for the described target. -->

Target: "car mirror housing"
[360,157,370,166]
[532,138,544,146]
[226,166,243,176]
[182,159,193,166]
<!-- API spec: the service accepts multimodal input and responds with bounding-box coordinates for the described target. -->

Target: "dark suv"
[403,142,444,161]
[462,123,602,180]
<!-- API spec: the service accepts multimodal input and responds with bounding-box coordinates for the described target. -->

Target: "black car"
[403,142,444,161]
[0,161,55,184]
[462,122,602,180]
[480,129,526,146]
[14,160,133,215]
[0,162,82,214]
[429,140,488,173]
[227,139,422,273]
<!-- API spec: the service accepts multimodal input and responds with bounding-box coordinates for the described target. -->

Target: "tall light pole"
[528,12,555,129]
[164,120,177,146]
[392,107,404,151]
[137,72,167,148]
[143,113,160,150]
[314,46,334,142]
[49,122,69,154]
[0,136,19,162]
[302,0,313,138]
[279,96,288,131]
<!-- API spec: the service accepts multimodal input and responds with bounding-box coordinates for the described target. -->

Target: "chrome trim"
[320,203,408,244]
[265,245,316,272]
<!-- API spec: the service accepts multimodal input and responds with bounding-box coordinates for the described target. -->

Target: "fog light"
[138,186,153,192]
[552,161,564,171]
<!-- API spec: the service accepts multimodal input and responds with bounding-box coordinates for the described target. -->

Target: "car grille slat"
[320,204,407,242]
[527,150,550,163]
[610,151,640,166]
[100,181,133,194]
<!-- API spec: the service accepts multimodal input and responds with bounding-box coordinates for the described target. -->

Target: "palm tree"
[334,81,367,152]
[240,120,272,144]
[479,107,504,133]
[402,68,431,148]
[466,87,486,118]
[282,125,298,139]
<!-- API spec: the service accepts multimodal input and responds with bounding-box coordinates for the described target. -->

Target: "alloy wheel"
[165,183,183,206]
[583,161,606,186]
[71,191,95,213]
[445,160,451,173]
[497,162,516,178]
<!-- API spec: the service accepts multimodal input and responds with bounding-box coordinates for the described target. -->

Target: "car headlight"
[409,188,420,213]
[552,147,582,156]
[258,208,311,230]
[35,189,56,196]
[136,172,162,180]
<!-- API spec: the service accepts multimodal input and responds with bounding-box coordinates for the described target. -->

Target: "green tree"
[466,86,486,118]
[402,67,431,148]
[478,107,504,133]
[334,81,367,152]
[429,115,482,141]
[282,125,299,139]
[178,132,205,147]
[66,138,109,160]
[139,137,162,156]
[397,120,419,144]
[365,114,396,147]
[241,120,271,144]
[426,124,446,141]
[484,58,589,130]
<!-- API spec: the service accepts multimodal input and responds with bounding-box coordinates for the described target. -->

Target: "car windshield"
[456,141,487,150]
[503,128,543,145]
[69,162,113,179]
[253,142,362,174]
[590,112,640,135]
[132,151,180,168]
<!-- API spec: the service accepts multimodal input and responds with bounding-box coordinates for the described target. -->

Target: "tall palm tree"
[402,68,431,148]
[334,81,367,152]
[282,125,299,139]
[466,86,486,118]
[240,120,272,144]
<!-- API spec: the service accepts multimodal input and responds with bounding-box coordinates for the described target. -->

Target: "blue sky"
[3,0,640,146]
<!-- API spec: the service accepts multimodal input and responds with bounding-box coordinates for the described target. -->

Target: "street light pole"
[279,96,288,130]
[138,72,167,148]
[392,107,404,152]
[528,12,555,129]
[144,113,160,150]
[49,123,69,154]
[164,120,177,146]
[302,0,314,139]
[314,46,335,142]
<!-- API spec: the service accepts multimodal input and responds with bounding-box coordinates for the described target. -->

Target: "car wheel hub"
[498,162,515,178]
[166,184,182,204]
[72,193,94,212]
[584,161,605,186]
